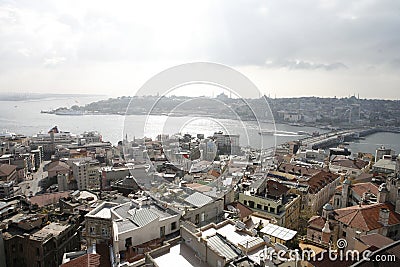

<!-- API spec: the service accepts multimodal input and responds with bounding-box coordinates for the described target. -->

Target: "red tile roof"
[354,173,374,182]
[351,182,379,197]
[308,215,327,231]
[231,202,253,220]
[266,179,289,197]
[305,171,340,194]
[330,157,369,170]
[183,183,212,193]
[61,253,101,267]
[208,170,220,178]
[277,163,321,177]
[334,203,400,231]
[29,191,71,207]
[359,233,394,249]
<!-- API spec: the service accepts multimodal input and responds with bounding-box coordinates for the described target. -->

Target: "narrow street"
[18,160,49,197]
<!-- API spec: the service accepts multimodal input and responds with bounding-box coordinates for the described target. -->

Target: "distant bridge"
[300,128,379,149]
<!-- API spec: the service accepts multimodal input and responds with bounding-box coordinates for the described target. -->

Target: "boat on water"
[40,110,54,114]
[297,131,309,135]
[55,109,85,116]
[258,130,275,135]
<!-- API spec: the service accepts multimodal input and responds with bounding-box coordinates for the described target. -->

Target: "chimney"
[379,208,390,226]
[88,242,97,254]
[321,220,331,244]
[377,184,388,203]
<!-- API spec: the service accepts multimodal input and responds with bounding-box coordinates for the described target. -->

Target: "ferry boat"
[55,109,85,116]
[297,131,309,135]
[258,130,275,135]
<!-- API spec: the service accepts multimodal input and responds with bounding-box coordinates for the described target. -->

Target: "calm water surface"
[0,96,398,154]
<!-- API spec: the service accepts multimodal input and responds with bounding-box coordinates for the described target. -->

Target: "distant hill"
[0,93,104,101]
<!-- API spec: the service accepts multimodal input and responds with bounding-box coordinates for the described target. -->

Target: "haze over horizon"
[0,0,399,99]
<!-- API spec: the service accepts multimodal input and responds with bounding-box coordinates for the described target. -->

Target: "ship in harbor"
[54,109,85,116]
[258,129,275,135]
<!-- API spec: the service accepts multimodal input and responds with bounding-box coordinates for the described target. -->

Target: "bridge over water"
[300,128,378,149]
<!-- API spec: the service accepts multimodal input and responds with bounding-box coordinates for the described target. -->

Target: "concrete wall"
[85,217,112,245]
[116,219,159,252]
[238,193,286,226]
[159,216,180,236]
[181,226,207,262]
[183,199,224,227]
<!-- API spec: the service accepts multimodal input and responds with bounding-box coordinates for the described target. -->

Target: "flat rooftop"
[202,223,251,246]
[87,202,117,219]
[153,243,210,267]
[31,222,69,241]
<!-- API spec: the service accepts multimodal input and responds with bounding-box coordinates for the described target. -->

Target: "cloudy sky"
[0,0,399,99]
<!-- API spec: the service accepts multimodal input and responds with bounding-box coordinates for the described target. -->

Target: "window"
[171,222,177,231]
[36,247,40,256]
[257,204,262,209]
[160,226,165,237]
[200,212,205,222]
[270,207,275,213]
[90,226,96,235]
[249,201,255,208]
[343,231,346,237]
[125,237,132,248]
[195,214,200,224]
[101,228,108,237]
[264,206,268,211]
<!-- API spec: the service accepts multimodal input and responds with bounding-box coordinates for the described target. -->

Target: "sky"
[0,0,399,99]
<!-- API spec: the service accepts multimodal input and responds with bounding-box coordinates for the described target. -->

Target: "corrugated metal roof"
[207,235,238,261]
[130,208,158,227]
[184,192,213,207]
[116,220,137,232]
